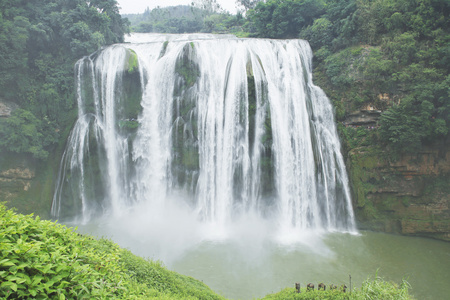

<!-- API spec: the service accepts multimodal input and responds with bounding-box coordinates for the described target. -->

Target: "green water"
[169,232,450,299]
[76,218,450,300]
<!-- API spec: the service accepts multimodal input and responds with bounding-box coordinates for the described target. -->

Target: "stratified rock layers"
[349,146,450,241]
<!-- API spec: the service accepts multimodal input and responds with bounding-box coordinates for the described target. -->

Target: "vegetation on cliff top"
[0,203,413,299]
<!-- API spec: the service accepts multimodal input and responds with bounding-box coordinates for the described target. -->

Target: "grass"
[0,203,414,299]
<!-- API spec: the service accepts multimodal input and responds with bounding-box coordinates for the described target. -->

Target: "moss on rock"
[175,43,200,88]
[126,48,139,74]
[347,144,450,241]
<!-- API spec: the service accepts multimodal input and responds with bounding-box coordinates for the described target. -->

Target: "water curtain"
[52,34,356,233]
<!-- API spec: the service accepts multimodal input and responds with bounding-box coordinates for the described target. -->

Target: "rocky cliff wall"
[0,166,34,198]
[0,99,72,218]
[348,143,450,241]
[0,153,55,218]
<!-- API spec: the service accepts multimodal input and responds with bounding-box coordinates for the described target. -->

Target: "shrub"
[0,203,223,299]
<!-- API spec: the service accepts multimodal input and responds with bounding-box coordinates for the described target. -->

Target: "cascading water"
[52,33,356,236]
[48,34,450,300]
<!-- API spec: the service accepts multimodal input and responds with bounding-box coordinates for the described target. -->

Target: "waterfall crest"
[52,33,356,233]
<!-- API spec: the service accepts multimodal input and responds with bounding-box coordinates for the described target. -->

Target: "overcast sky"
[117,0,240,15]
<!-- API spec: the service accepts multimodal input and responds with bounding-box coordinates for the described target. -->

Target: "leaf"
[42,264,56,274]
[80,284,90,294]
[59,293,66,300]
[1,281,18,292]
[6,275,26,284]
[0,259,15,267]
[17,262,29,270]
[31,275,44,286]
[16,272,32,285]
[57,280,71,289]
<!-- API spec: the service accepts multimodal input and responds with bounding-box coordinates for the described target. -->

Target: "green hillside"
[0,203,224,299]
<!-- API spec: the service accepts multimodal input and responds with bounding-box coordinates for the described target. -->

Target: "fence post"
[349,275,352,294]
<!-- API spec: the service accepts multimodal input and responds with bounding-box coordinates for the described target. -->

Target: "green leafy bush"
[0,203,224,299]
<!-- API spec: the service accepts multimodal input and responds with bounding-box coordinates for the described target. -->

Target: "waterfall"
[52,33,356,233]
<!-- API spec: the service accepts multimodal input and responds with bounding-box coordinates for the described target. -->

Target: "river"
[74,214,450,300]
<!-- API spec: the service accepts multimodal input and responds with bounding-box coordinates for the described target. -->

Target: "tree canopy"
[245,0,449,153]
[247,0,325,38]
[0,0,129,159]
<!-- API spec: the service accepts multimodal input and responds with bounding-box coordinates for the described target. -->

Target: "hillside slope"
[0,203,225,299]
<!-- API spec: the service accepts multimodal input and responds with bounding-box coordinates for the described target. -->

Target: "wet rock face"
[343,109,381,126]
[1,168,35,180]
[349,146,450,241]
[0,165,35,197]
[0,153,38,212]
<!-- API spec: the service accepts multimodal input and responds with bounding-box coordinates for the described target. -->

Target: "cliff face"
[0,152,54,218]
[0,166,35,193]
[348,143,450,241]
[0,99,69,218]
[0,154,34,209]
[0,166,35,196]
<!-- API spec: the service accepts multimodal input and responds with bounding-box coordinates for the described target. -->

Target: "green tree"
[0,0,129,159]
[236,0,261,11]
[300,17,333,49]
[0,109,59,159]
[248,0,325,38]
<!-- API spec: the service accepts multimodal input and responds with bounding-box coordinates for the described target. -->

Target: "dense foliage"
[247,0,325,38]
[0,109,58,160]
[0,203,224,299]
[0,0,129,159]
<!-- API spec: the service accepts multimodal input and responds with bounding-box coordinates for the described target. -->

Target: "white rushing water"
[52,33,356,242]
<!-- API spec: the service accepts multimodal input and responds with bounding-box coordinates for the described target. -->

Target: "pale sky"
[117,0,241,15]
